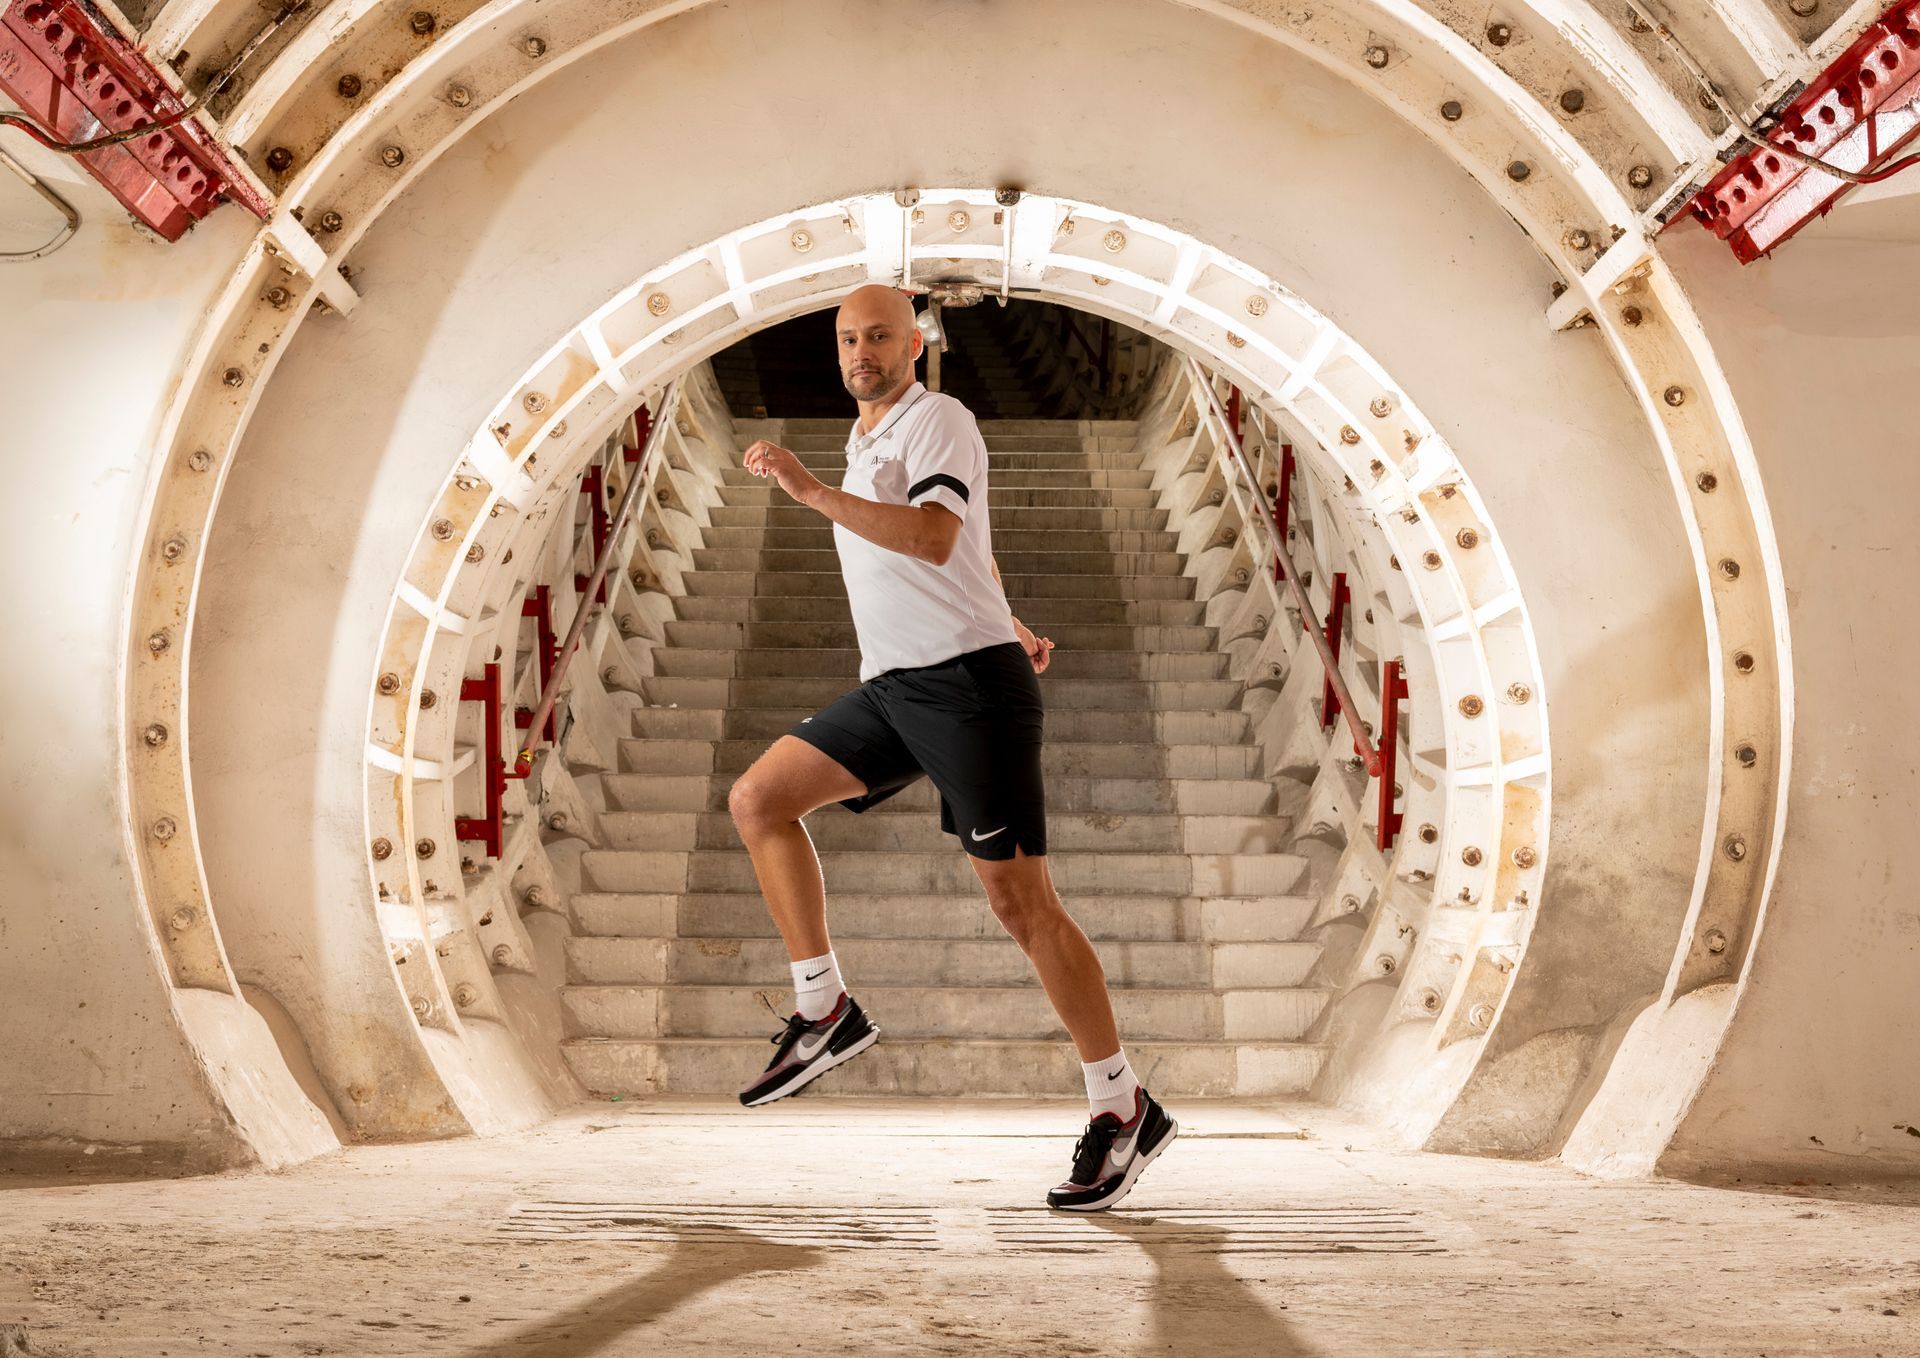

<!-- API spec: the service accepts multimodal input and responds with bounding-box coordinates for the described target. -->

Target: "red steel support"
[1319,572,1350,730]
[573,465,611,602]
[0,0,269,241]
[1683,0,1920,261]
[1272,443,1295,581]
[1224,386,1242,445]
[514,585,558,747]
[1375,659,1409,852]
[454,664,505,857]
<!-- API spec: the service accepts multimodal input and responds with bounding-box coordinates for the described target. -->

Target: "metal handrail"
[1184,355,1385,777]
[512,378,685,774]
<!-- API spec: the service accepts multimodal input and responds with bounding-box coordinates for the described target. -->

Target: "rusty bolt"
[160,534,187,562]
[1512,845,1538,869]
[1733,649,1756,673]
[380,144,406,168]
[1789,0,1817,13]
[1506,681,1533,704]
[431,518,455,541]
[1375,954,1397,975]
[371,837,393,860]
[647,291,671,316]
[187,448,213,472]
[1621,305,1644,326]
[1419,823,1439,844]
[418,688,436,709]
[523,35,547,57]
[1507,160,1531,182]
[222,367,245,388]
[522,390,548,413]
[1704,928,1730,954]
[1369,396,1391,418]
[337,73,362,98]
[1628,8,1653,32]
[264,286,290,310]
[946,208,970,232]
[447,82,473,107]
[1696,470,1718,493]
[1663,384,1686,406]
[410,995,432,1020]
[1246,294,1269,316]
[1225,332,1246,349]
[525,884,550,908]
[1736,742,1758,767]
[1628,164,1655,189]
[1420,989,1442,1013]
[1723,834,1747,862]
[465,543,484,563]
[319,210,343,233]
[1440,99,1463,121]
[415,838,435,859]
[1390,555,1401,570]
[151,815,176,842]
[1342,895,1363,914]
[410,9,435,34]
[266,146,294,172]
[1340,426,1361,446]
[1103,229,1126,252]
[491,943,514,965]
[1365,44,1390,68]
[1234,567,1250,585]
[147,630,170,654]
[1456,527,1480,549]
[378,672,400,695]
[1422,550,1443,570]
[1718,558,1741,580]
[453,982,478,1008]
[1470,1003,1495,1029]
[1209,487,1225,505]
[1566,228,1593,251]
[143,722,169,747]
[1559,88,1586,114]
[547,420,568,440]
[1486,21,1512,45]
[1459,695,1485,717]
[789,227,814,252]
[548,811,570,832]
[169,905,197,931]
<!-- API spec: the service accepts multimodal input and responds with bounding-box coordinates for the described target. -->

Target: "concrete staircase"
[559,417,1329,1098]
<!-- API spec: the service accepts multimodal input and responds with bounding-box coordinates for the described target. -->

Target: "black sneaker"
[737,993,880,1107]
[1046,1088,1178,1211]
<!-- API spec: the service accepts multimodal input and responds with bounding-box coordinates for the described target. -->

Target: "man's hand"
[1012,616,1055,675]
[743,439,824,506]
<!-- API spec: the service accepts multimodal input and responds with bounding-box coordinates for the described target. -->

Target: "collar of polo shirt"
[851,381,930,449]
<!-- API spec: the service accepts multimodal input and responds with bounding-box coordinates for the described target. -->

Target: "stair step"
[669,596,1209,627]
[599,809,1287,855]
[620,737,1265,780]
[719,467,1156,490]
[627,706,1247,744]
[580,848,1308,896]
[661,620,1218,652]
[713,486,1163,510]
[561,1036,1325,1097]
[690,548,1189,575]
[705,505,1169,531]
[635,674,1235,711]
[690,528,1185,554]
[570,892,1317,943]
[647,647,1231,681]
[565,936,1320,993]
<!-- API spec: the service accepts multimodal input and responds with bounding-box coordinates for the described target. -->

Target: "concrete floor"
[2,1098,1917,1357]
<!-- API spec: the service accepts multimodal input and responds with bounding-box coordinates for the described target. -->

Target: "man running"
[725,283,1177,1211]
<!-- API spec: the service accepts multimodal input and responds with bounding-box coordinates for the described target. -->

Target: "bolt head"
[1102,229,1126,253]
[453,982,478,1007]
[1718,557,1741,580]
[1369,396,1391,418]
[415,838,435,859]
[789,228,813,252]
[1420,989,1442,1013]
[1723,834,1748,862]
[318,210,343,233]
[465,543,484,563]
[378,672,401,694]
[147,630,170,653]
[187,449,213,472]
[1225,332,1246,348]
[1486,21,1512,45]
[1788,0,1817,14]
[1507,160,1531,182]
[1246,294,1269,317]
[1628,164,1655,189]
[1559,88,1586,114]
[1696,470,1719,493]
[1566,228,1593,251]
[1506,681,1533,704]
[1459,695,1485,717]
[1704,928,1729,954]
[1375,954,1397,975]
[431,518,455,541]
[1456,527,1479,549]
[266,146,293,172]
[1469,1003,1495,1029]
[946,208,970,232]
[647,291,671,316]
[1512,845,1538,868]
[410,9,435,34]
[1340,425,1361,446]
[160,534,187,561]
[491,943,514,965]
[1621,305,1644,326]
[410,995,432,1020]
[523,35,547,57]
[222,367,244,388]
[1422,550,1443,570]
[1733,650,1756,674]
[1418,823,1438,844]
[1365,44,1390,68]
[371,837,393,860]
[337,73,362,98]
[418,688,436,709]
[1440,99,1464,122]
[151,816,176,842]
[169,905,196,931]
[380,144,406,168]
[1736,743,1758,767]
[1663,384,1686,407]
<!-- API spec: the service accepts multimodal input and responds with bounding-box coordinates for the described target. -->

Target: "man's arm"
[743,439,961,565]
[992,555,1056,675]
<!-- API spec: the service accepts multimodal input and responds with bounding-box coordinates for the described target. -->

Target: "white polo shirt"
[832,382,1020,681]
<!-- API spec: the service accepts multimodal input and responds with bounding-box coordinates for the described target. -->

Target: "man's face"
[835,294,921,403]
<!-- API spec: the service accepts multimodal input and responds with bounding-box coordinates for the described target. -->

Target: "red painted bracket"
[1684,0,1920,262]
[454,663,505,858]
[514,585,558,745]
[1272,442,1295,582]
[572,465,612,602]
[1319,572,1350,730]
[1375,659,1409,853]
[0,0,270,241]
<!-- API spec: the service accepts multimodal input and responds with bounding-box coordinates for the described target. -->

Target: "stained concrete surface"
[1,1098,1917,1357]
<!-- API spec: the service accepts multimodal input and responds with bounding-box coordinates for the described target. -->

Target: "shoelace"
[1068,1119,1118,1184]
[759,993,815,1047]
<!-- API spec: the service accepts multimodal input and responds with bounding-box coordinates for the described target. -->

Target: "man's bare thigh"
[735,734,869,819]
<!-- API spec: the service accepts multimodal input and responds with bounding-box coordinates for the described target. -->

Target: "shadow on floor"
[1083,1213,1315,1357]
[454,1223,823,1358]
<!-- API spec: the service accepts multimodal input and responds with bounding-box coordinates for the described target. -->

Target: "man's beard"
[842,355,907,401]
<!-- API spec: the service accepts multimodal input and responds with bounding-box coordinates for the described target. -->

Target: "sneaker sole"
[740,1023,881,1107]
[1048,1115,1179,1213]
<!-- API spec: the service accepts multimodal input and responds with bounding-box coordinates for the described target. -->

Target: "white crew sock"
[791,951,844,1021]
[1083,1049,1142,1124]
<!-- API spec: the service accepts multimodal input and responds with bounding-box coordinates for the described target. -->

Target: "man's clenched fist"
[742,439,824,506]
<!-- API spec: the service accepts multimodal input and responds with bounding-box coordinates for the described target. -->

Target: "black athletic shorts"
[787,640,1046,860]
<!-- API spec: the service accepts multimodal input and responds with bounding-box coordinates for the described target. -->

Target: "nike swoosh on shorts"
[971,826,1006,841]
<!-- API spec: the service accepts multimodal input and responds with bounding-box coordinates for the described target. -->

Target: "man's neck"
[856,378,918,434]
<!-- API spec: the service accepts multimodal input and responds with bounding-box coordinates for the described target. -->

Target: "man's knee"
[985,878,1060,948]
[727,770,786,836]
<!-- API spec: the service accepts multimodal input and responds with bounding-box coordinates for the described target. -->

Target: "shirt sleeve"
[902,398,982,520]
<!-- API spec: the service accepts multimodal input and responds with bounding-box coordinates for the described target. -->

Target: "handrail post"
[1376,659,1409,852]
[1184,354,1384,777]
[1273,442,1294,580]
[1319,572,1350,731]
[454,663,504,858]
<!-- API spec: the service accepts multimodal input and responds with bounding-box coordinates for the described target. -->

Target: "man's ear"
[909,328,925,362]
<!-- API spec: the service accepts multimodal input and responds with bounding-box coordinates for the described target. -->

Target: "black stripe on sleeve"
[908,473,971,504]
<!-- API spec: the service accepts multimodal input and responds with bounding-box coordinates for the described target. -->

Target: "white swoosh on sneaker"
[970,826,1006,841]
[794,1026,832,1061]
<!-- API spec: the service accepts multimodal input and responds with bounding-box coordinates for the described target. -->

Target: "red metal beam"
[1272,442,1294,582]
[1375,659,1409,853]
[0,0,269,241]
[572,465,611,603]
[1684,0,1920,262]
[454,664,505,858]
[1319,571,1350,731]
[514,585,558,747]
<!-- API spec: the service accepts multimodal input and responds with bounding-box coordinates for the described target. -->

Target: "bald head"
[835,284,923,406]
